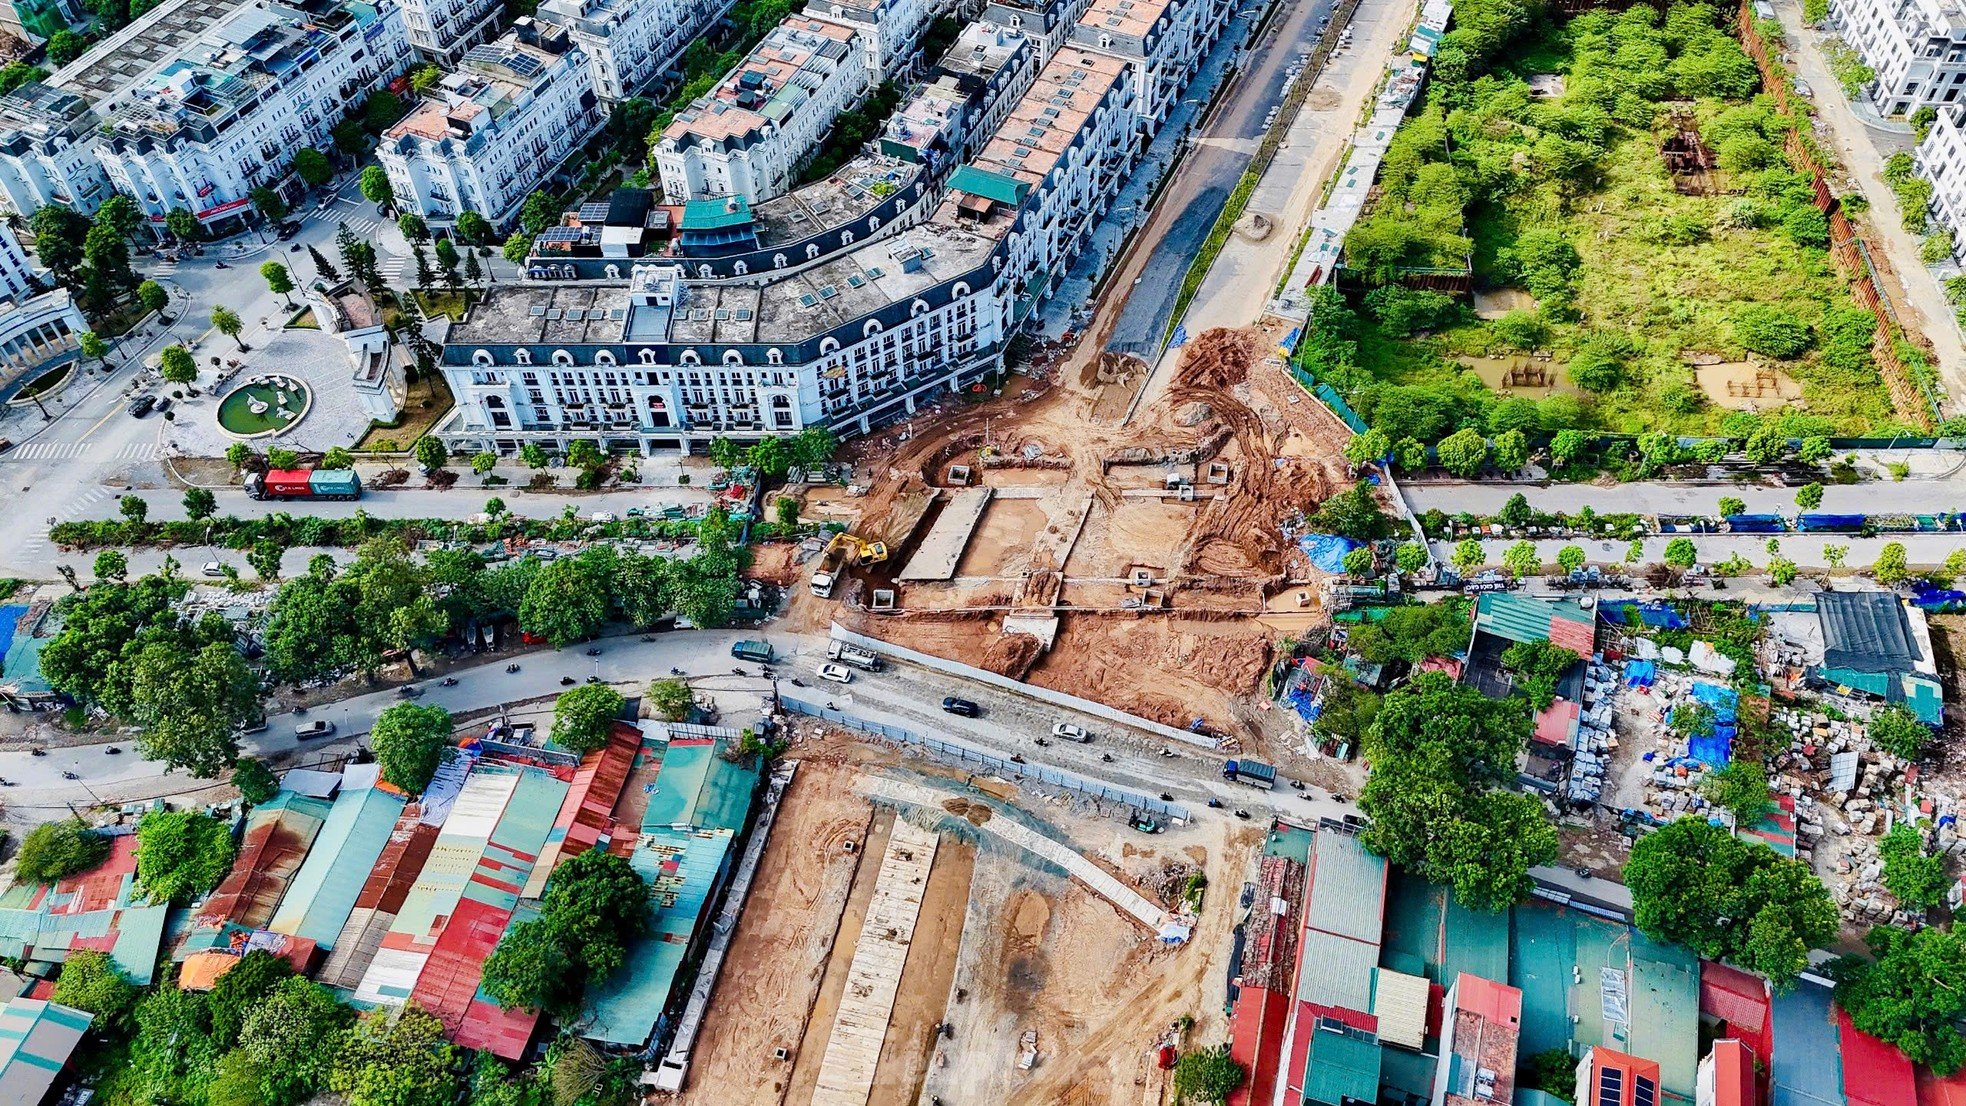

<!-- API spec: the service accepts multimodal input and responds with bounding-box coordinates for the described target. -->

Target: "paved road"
[0,629,1347,828]
[1402,477,1966,517]
[1774,0,1966,411]
[1437,533,1966,570]
[1103,0,1339,358]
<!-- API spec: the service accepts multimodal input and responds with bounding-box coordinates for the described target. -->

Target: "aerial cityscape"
[2,0,1966,1100]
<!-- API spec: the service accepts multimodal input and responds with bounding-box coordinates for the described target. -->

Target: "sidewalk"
[1776,0,1966,410]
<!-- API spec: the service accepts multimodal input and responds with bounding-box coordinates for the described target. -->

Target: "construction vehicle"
[1222,758,1278,790]
[826,640,884,671]
[808,532,889,598]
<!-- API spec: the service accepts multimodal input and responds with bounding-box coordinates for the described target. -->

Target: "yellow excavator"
[809,531,887,597]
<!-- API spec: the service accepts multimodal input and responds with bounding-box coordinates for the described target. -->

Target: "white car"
[590,511,618,523]
[1051,722,1091,743]
[200,561,225,578]
[817,663,854,685]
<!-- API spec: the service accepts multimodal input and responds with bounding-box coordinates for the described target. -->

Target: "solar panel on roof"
[818,285,837,299]
[610,309,626,319]
[1598,1069,1623,1106]
[539,227,581,242]
[846,274,864,287]
[505,53,543,78]
[734,309,753,320]
[577,203,609,222]
[1634,1077,1656,1106]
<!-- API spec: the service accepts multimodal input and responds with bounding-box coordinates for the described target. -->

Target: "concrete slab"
[898,488,993,581]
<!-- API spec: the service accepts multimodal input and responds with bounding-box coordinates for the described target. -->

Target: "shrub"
[1733,305,1813,359]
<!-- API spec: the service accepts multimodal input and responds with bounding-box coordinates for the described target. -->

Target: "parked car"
[127,395,155,417]
[589,511,617,523]
[200,561,225,578]
[1051,722,1091,743]
[941,696,980,717]
[237,718,268,735]
[0,438,13,453]
[153,396,172,414]
[294,719,335,740]
[817,663,853,685]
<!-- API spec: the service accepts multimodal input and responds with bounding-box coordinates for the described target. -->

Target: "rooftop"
[0,997,91,1103]
[1304,827,1387,945]
[1474,591,1597,658]
[386,33,568,146]
[937,19,1027,81]
[1076,0,1173,40]
[49,0,250,104]
[661,16,856,149]
[1441,974,1521,1106]
[943,47,1128,235]
[265,769,408,950]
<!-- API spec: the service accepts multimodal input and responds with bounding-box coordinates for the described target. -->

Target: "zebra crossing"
[0,441,165,462]
[18,484,114,558]
[341,216,384,237]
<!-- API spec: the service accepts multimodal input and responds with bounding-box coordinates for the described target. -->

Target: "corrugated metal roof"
[267,784,408,949]
[523,722,638,899]
[0,997,91,1101]
[315,813,437,991]
[1840,1008,1915,1106]
[194,791,334,931]
[1297,929,1377,1013]
[1772,981,1845,1106]
[1475,592,1596,657]
[1306,830,1386,944]
[1372,969,1430,1050]
[0,836,167,984]
[1302,1022,1381,1106]
[582,826,735,1047]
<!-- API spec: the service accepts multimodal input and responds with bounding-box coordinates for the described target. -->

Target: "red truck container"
[245,468,363,501]
[263,470,313,496]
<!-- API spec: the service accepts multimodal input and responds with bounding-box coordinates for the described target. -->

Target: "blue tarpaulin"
[1912,580,1966,611]
[0,605,25,668]
[1602,603,1689,629]
[1296,534,1359,574]
[1686,682,1739,767]
[1798,513,1866,532]
[1724,514,1787,533]
[1626,660,1657,688]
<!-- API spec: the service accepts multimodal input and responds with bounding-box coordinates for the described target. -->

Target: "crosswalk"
[18,484,115,559]
[342,216,384,237]
[0,441,165,462]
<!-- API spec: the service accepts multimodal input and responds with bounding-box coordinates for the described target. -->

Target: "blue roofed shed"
[1771,980,1845,1106]
[267,771,408,949]
[0,997,91,1105]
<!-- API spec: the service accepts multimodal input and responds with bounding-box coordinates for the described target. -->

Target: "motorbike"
[585,647,603,656]
[293,706,308,716]
[789,678,806,687]
[395,686,421,698]
[1207,798,1222,808]
[0,778,12,787]
[1233,809,1250,819]
[1034,737,1050,747]
[1099,753,1113,762]
[105,746,121,754]
[440,677,458,687]
[585,675,602,684]
[505,663,521,673]
[29,747,44,757]
[1009,754,1026,764]
[213,261,228,269]
[1159,792,1173,802]
[669,667,684,676]
[732,667,747,677]
[640,636,656,643]
[559,676,576,686]
[62,771,78,780]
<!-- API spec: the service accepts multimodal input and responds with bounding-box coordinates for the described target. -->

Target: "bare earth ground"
[867,832,975,1106]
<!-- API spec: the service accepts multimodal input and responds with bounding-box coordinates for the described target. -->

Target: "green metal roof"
[582,826,735,1047]
[1303,1025,1382,1106]
[1475,592,1595,649]
[947,165,1028,206]
[1262,823,1313,865]
[679,197,753,230]
[640,740,758,833]
[0,997,91,1099]
[268,784,408,949]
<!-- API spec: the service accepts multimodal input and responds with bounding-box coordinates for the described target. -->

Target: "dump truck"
[826,640,884,671]
[809,532,889,598]
[245,468,362,501]
[1222,758,1277,789]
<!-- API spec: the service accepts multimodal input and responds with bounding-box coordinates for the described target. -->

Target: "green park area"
[1304,1,1915,453]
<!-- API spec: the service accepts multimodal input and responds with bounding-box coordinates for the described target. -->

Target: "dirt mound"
[1174,327,1259,390]
[982,632,1045,679]
[1084,350,1147,390]
[941,797,993,825]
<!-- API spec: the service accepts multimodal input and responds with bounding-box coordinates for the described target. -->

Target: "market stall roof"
[1818,591,1921,673]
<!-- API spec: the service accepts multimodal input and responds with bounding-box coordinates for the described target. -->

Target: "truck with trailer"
[245,468,363,502]
[826,640,883,671]
[1222,758,1277,789]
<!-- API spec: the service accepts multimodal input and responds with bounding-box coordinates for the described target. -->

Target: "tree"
[89,550,135,587]
[1718,496,1746,518]
[1492,429,1530,472]
[249,186,287,223]
[15,819,110,883]
[1664,537,1698,569]
[233,757,279,804]
[520,553,613,646]
[128,641,257,775]
[1172,1045,1245,1104]
[1879,823,1948,907]
[1799,436,1832,463]
[319,446,354,470]
[207,950,293,1048]
[210,305,244,350]
[1825,544,1849,570]
[1498,492,1533,529]
[1394,542,1428,575]
[403,438,446,477]
[482,847,649,1014]
[163,207,200,244]
[708,436,743,470]
[396,212,428,242]
[329,1003,460,1106]
[1734,305,1812,359]
[0,61,45,96]
[260,261,296,307]
[53,950,138,1027]
[29,203,91,286]
[370,703,453,793]
[1874,541,1911,585]
[463,248,483,285]
[433,237,461,289]
[292,148,333,187]
[266,447,299,470]
[519,191,558,236]
[159,343,197,387]
[1435,428,1489,477]
[134,809,236,902]
[1358,674,1555,912]
[746,435,790,477]
[1503,639,1581,710]
[138,279,169,315]
[1868,703,1932,759]
[237,976,352,1105]
[470,450,497,475]
[307,244,340,282]
[551,684,625,754]
[456,210,493,245]
[1548,429,1589,469]
[790,426,838,469]
[1452,538,1485,572]
[1503,540,1541,578]
[484,496,508,520]
[520,442,549,469]
[248,539,284,580]
[1702,758,1774,825]
[564,438,603,470]
[502,231,532,266]
[359,165,394,212]
[1554,545,1586,575]
[1769,557,1798,587]
[1309,481,1391,541]
[646,677,693,723]
[1342,546,1376,578]
[118,493,148,523]
[1624,818,1837,985]
[1343,428,1392,466]
[44,27,86,65]
[1832,925,1966,1073]
[78,329,108,371]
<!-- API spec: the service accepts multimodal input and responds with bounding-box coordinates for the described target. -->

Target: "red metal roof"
[1453,973,1522,1026]
[1532,699,1581,747]
[1917,1063,1966,1106]
[1709,1039,1756,1106]
[1284,1000,1316,1103]
[1840,1009,1917,1106]
[1227,986,1293,1106]
[1701,961,1772,1066]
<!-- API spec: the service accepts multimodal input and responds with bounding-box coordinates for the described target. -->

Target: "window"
[515,349,532,365]
[472,349,493,365]
[640,348,658,364]
[596,350,616,366]
[766,348,783,365]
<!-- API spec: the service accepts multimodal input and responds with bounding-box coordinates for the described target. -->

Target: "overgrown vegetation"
[1307,2,1901,443]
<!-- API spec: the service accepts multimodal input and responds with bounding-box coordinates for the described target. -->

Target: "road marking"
[0,441,164,462]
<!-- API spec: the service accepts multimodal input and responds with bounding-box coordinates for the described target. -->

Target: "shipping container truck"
[1222,758,1277,789]
[245,468,363,501]
[825,640,883,671]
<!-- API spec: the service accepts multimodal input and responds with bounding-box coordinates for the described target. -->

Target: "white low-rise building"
[537,0,736,103]
[376,22,604,229]
[0,0,407,227]
[1918,104,1966,259]
[804,0,938,79]
[1831,0,1966,116]
[652,15,869,205]
[881,21,1037,173]
[401,0,502,63]
[1071,0,1233,135]
[984,0,1094,66]
[0,286,88,402]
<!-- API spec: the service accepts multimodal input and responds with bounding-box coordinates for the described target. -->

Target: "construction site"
[781,321,1357,747]
[672,728,1260,1106]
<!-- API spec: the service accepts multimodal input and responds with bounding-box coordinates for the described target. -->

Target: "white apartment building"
[804,0,938,79]
[653,15,869,205]
[401,0,501,64]
[376,22,604,229]
[1070,0,1233,134]
[1917,103,1966,259]
[881,21,1036,171]
[436,42,1158,455]
[984,0,1094,65]
[1831,0,1966,116]
[537,0,736,104]
[0,224,37,301]
[0,84,111,216]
